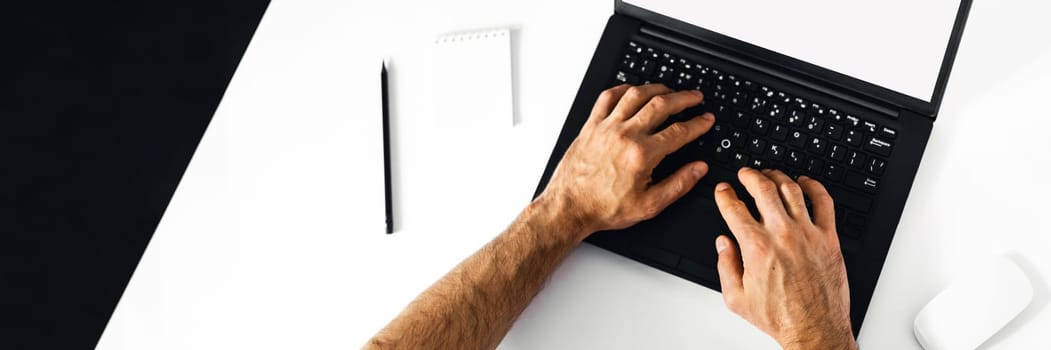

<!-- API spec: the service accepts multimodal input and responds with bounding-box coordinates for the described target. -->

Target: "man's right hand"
[713,168,857,350]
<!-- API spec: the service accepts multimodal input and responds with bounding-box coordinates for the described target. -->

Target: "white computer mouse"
[914,255,1034,350]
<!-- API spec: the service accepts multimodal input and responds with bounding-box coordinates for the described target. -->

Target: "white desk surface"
[98,1,1051,349]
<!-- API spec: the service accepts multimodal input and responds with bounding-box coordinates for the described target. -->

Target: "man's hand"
[368,84,714,350]
[538,84,715,240]
[714,168,856,350]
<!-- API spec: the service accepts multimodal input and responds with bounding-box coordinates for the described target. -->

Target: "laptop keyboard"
[614,40,897,241]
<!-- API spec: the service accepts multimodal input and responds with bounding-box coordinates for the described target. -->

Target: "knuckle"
[622,141,648,165]
[643,204,661,218]
[728,200,749,215]
[664,123,688,138]
[667,178,687,196]
[779,182,803,198]
[598,89,617,102]
[750,237,770,255]
[723,293,742,312]
[649,95,670,109]
[755,178,777,195]
[818,193,835,207]
[625,86,644,100]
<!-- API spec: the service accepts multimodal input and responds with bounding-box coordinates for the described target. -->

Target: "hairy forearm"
[366,196,587,350]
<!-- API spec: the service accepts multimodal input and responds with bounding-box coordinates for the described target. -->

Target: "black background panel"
[3,1,270,348]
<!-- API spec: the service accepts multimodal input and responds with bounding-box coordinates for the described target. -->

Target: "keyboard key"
[767,103,785,120]
[615,71,639,85]
[627,41,643,54]
[879,127,898,139]
[804,116,825,134]
[828,144,846,162]
[750,158,766,169]
[845,172,879,193]
[863,121,879,134]
[771,123,789,141]
[640,59,657,77]
[844,129,863,147]
[825,163,845,182]
[645,47,661,60]
[793,97,808,111]
[751,117,770,135]
[748,138,767,155]
[749,97,767,114]
[826,186,873,213]
[731,92,749,108]
[808,104,826,118]
[825,123,843,140]
[845,212,867,230]
[841,213,867,238]
[731,110,750,128]
[730,130,745,144]
[788,130,807,148]
[787,110,806,127]
[847,151,867,169]
[807,137,827,155]
[766,143,786,161]
[712,145,731,162]
[806,158,825,175]
[863,136,894,157]
[621,54,639,71]
[867,157,887,175]
[661,52,677,67]
[828,109,846,124]
[732,152,750,167]
[845,115,862,129]
[742,80,757,92]
[787,150,806,168]
[656,68,676,85]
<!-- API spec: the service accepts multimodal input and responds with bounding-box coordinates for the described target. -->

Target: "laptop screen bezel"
[614,0,973,119]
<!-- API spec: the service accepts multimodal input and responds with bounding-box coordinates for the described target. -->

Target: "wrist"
[780,327,856,350]
[527,192,594,244]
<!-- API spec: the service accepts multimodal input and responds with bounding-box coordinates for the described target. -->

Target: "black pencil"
[381,61,393,234]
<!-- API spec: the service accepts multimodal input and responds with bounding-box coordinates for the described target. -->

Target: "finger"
[651,112,715,156]
[587,84,631,126]
[639,161,708,220]
[715,235,746,316]
[713,182,759,242]
[798,176,836,230]
[633,89,705,131]
[737,167,789,226]
[608,84,674,122]
[761,169,809,221]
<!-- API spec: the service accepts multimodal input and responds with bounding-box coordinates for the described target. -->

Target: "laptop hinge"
[639,25,902,119]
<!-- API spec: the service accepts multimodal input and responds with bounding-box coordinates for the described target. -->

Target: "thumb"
[716,235,746,316]
[642,161,708,219]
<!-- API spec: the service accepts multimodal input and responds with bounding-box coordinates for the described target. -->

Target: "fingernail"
[716,236,728,253]
[691,90,704,97]
[701,112,714,121]
[798,176,810,181]
[716,182,731,192]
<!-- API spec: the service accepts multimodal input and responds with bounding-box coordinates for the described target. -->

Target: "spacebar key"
[826,185,873,213]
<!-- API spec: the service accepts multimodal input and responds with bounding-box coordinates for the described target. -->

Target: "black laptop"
[535,0,972,334]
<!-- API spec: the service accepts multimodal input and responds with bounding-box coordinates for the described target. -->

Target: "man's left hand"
[537,83,716,241]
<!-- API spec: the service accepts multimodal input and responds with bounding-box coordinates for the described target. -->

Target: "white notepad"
[430,28,513,129]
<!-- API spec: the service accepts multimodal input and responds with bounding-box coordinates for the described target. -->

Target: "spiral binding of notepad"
[434,28,510,45]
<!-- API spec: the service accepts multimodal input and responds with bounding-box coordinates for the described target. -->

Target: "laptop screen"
[624,0,960,102]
